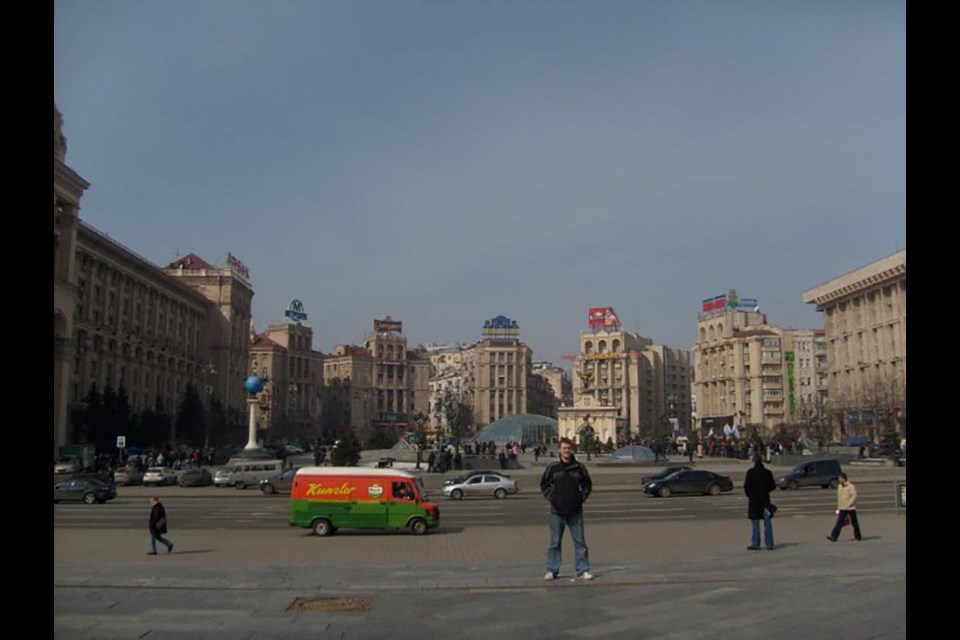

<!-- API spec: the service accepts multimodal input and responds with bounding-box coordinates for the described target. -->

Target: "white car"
[442,473,519,500]
[54,458,81,474]
[142,466,178,486]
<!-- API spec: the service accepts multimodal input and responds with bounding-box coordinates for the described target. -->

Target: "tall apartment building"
[162,254,254,426]
[803,250,906,437]
[249,320,324,439]
[532,362,573,409]
[460,316,544,428]
[693,295,825,433]
[569,324,652,435]
[425,343,468,439]
[54,105,89,458]
[322,344,374,439]
[53,106,255,458]
[788,329,829,423]
[559,307,691,443]
[639,345,693,435]
[320,316,430,443]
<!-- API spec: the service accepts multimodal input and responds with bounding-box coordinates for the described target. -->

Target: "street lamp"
[411,411,428,470]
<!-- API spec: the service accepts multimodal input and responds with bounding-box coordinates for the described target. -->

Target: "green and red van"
[289,467,440,536]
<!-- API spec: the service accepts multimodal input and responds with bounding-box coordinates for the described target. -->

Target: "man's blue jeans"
[150,533,173,553]
[547,511,590,576]
[750,510,774,549]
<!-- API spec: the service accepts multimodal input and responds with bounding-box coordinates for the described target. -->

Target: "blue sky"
[54,0,905,365]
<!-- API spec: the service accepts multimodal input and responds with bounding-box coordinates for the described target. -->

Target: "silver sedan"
[442,473,519,500]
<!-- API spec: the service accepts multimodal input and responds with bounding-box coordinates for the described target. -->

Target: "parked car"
[608,445,656,462]
[53,458,81,474]
[178,467,213,487]
[640,465,694,485]
[777,459,842,490]
[114,466,143,486]
[442,473,519,500]
[259,467,299,495]
[142,466,179,486]
[643,469,733,498]
[53,478,117,504]
[443,470,508,486]
[214,466,236,487]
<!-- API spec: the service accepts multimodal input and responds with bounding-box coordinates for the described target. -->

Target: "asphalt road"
[53,479,900,530]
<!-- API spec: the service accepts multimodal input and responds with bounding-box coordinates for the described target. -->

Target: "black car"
[259,467,298,495]
[643,470,734,498]
[640,465,694,485]
[178,467,213,487]
[53,478,117,504]
[443,470,510,486]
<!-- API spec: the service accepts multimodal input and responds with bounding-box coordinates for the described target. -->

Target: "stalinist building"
[803,251,906,438]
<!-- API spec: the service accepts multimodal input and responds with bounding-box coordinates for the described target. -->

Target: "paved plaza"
[55,498,905,639]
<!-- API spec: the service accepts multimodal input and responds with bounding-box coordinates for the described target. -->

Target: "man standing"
[743,454,776,550]
[148,496,174,555]
[827,472,863,542]
[540,437,593,581]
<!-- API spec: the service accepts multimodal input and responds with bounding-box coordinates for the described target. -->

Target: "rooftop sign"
[482,315,520,338]
[588,307,621,330]
[285,299,308,322]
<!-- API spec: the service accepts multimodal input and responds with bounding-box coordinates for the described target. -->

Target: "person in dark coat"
[148,496,174,555]
[742,454,776,550]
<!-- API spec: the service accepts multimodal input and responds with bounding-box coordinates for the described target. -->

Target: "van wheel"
[494,488,507,499]
[313,519,334,537]
[261,483,275,495]
[828,479,839,489]
[409,518,428,536]
[787,480,798,490]
[707,484,721,496]
[235,481,246,490]
[451,489,463,500]
[83,493,96,504]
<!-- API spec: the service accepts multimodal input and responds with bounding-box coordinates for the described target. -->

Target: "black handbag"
[767,503,778,517]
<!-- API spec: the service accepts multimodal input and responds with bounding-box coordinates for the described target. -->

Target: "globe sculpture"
[245,375,265,395]
[240,375,269,457]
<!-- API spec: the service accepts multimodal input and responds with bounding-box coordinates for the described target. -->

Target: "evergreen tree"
[176,383,206,446]
[331,428,362,466]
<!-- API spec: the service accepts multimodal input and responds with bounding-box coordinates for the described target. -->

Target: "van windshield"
[415,477,429,501]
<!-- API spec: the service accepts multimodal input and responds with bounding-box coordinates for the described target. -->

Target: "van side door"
[386,480,420,528]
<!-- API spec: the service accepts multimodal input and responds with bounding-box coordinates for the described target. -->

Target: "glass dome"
[474,414,558,445]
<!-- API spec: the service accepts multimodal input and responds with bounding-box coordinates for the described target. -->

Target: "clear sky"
[54,0,905,366]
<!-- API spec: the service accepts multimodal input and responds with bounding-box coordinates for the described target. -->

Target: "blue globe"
[244,376,265,395]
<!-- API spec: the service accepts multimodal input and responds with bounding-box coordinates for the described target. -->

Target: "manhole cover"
[287,597,373,613]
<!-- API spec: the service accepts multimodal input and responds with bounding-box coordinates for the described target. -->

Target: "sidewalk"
[55,512,906,639]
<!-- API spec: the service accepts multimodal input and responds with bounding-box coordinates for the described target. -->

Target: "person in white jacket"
[826,473,863,542]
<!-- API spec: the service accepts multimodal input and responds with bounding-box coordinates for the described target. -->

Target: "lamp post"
[412,411,427,470]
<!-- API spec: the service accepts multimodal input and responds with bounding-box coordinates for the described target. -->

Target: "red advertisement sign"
[588,307,621,329]
[701,295,727,313]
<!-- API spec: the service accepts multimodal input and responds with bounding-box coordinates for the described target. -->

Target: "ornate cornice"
[803,251,906,307]
[54,158,90,202]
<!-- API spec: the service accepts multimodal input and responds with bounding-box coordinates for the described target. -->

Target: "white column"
[245,397,259,450]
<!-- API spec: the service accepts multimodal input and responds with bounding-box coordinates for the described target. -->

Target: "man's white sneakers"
[544,572,557,581]
[579,571,594,581]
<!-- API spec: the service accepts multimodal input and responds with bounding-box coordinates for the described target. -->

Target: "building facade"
[53,106,256,458]
[249,320,325,440]
[532,362,573,408]
[322,345,375,440]
[320,317,430,444]
[163,254,254,427]
[803,250,906,438]
[693,301,828,434]
[54,105,90,459]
